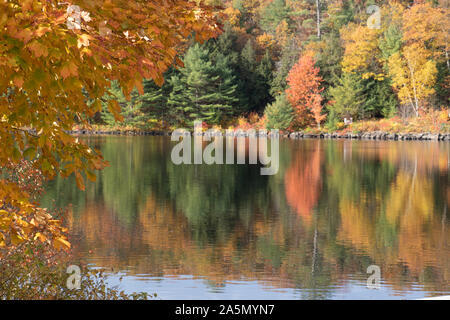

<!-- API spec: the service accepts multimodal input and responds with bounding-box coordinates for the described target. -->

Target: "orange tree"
[286,54,324,129]
[0,0,220,252]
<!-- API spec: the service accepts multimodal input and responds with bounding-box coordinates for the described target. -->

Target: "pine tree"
[379,24,402,64]
[363,78,398,119]
[239,39,274,113]
[207,23,240,67]
[240,39,257,72]
[315,32,344,92]
[260,0,292,34]
[167,74,192,126]
[168,43,238,125]
[239,39,259,112]
[257,50,275,108]
[264,93,293,130]
[206,24,243,117]
[328,73,366,120]
[101,80,148,128]
[271,37,300,96]
[214,53,240,122]
[141,68,177,127]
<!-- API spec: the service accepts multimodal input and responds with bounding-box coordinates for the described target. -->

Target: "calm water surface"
[42,136,449,299]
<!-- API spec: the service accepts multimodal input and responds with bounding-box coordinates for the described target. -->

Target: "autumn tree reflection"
[284,141,323,225]
[42,137,449,296]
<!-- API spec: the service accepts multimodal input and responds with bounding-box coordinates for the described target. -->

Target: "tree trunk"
[311,226,318,274]
[445,49,449,72]
[316,0,321,39]
[407,60,420,117]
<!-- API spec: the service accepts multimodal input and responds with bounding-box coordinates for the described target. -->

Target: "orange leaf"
[75,171,85,191]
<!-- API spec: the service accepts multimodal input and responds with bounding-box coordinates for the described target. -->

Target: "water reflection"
[41,137,449,299]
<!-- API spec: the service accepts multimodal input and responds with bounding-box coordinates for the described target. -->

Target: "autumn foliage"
[0,1,220,251]
[286,55,324,129]
[284,142,322,225]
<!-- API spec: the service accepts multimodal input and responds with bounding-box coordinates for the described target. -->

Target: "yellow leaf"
[53,236,71,251]
[11,232,24,245]
[34,232,47,242]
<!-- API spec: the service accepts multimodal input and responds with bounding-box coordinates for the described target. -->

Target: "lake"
[41,136,449,299]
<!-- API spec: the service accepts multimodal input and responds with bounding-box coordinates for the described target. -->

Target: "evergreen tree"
[328,73,365,120]
[270,37,300,96]
[257,50,275,107]
[101,80,148,128]
[434,61,450,108]
[213,53,240,123]
[260,0,292,33]
[207,24,240,67]
[379,24,402,64]
[167,74,193,126]
[168,43,238,125]
[206,24,243,117]
[315,32,344,95]
[363,78,398,119]
[239,39,274,113]
[240,39,257,72]
[141,68,176,127]
[264,93,293,130]
[239,39,260,112]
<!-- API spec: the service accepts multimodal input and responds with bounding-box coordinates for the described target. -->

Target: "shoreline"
[68,129,450,141]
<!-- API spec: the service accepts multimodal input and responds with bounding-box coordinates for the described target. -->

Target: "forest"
[96,0,449,133]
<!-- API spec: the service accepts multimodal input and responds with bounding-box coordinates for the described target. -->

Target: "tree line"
[99,0,449,131]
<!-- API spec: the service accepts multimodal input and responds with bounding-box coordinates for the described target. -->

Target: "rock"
[387,133,397,140]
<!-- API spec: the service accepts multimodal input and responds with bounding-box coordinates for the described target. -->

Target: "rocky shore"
[286,131,450,141]
[68,129,170,136]
[68,129,450,141]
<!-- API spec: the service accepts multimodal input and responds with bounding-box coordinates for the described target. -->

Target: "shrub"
[343,108,449,134]
[0,241,153,299]
[236,112,266,130]
[0,161,151,300]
